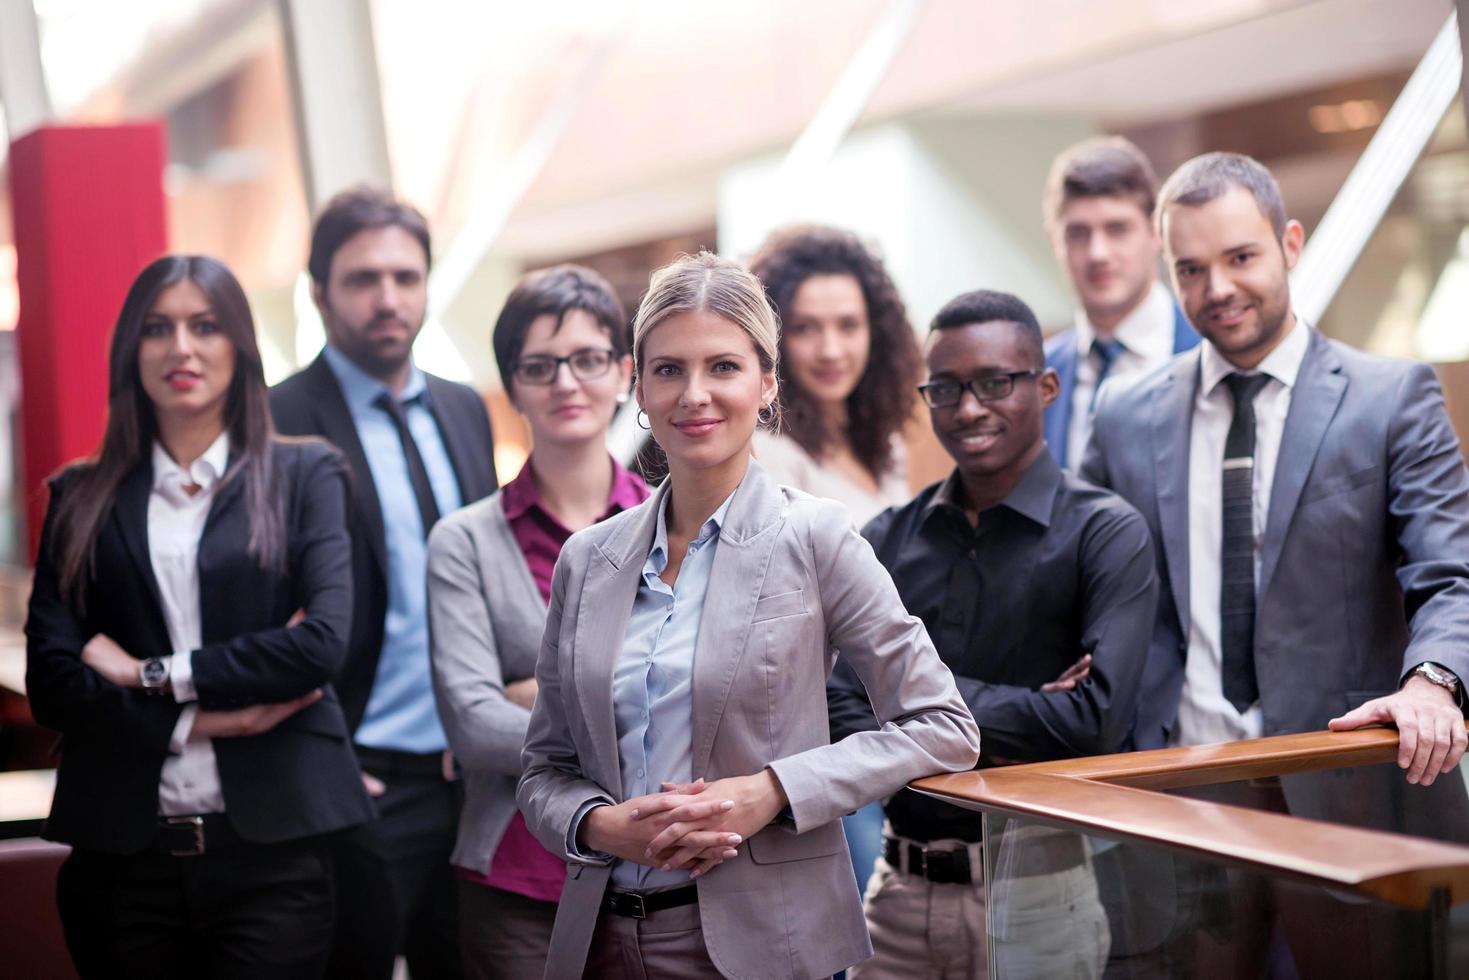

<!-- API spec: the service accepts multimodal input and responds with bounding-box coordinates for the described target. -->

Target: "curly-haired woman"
[748,225,920,528]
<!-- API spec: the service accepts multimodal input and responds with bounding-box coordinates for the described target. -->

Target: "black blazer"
[269,354,498,730]
[25,439,374,854]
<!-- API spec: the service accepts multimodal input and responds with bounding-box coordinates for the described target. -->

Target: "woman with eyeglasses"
[516,252,979,979]
[25,255,372,977]
[426,264,648,979]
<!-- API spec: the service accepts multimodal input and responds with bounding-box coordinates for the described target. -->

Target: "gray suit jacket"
[427,491,547,877]
[517,459,981,980]
[1081,327,1469,840]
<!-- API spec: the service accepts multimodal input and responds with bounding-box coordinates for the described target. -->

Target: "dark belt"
[353,744,451,780]
[885,832,1089,884]
[151,814,240,857]
[603,884,698,919]
[884,836,978,884]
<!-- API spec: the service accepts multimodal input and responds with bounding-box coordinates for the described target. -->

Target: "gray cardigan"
[426,490,548,876]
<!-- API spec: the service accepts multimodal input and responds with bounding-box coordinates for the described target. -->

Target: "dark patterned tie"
[1089,338,1126,412]
[374,392,441,538]
[1220,372,1270,713]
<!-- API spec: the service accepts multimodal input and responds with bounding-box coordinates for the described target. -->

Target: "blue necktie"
[1088,338,1126,412]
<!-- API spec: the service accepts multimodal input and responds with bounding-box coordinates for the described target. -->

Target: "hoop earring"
[756,403,776,427]
[636,410,651,430]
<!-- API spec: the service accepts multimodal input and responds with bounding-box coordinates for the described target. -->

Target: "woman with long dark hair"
[748,225,923,905]
[25,254,372,978]
[517,252,979,979]
[748,225,920,527]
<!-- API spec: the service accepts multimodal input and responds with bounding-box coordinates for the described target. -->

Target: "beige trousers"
[851,831,1109,980]
[581,901,721,980]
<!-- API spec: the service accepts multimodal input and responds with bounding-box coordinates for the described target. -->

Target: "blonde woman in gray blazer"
[518,253,981,980]
[427,266,648,979]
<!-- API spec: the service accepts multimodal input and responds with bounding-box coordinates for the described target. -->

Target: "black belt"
[603,884,698,919]
[353,744,451,780]
[884,836,977,884]
[151,814,241,857]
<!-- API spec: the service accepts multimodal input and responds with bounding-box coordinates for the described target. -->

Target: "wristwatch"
[1411,661,1461,703]
[140,657,170,693]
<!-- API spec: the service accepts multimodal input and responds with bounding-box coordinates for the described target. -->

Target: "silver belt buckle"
[165,815,206,856]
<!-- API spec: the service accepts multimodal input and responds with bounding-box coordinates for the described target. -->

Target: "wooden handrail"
[909,726,1469,910]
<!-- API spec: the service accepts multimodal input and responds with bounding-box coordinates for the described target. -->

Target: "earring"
[756,403,776,427]
[636,410,651,430]
[616,390,629,404]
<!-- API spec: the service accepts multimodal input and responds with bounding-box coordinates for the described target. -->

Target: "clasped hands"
[580,770,789,878]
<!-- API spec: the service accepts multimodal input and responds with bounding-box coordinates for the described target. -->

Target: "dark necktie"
[374,392,441,538]
[1220,372,1270,713]
[1089,338,1126,412]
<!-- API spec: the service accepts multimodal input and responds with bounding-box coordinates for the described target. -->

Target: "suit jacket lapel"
[573,482,667,799]
[424,375,488,504]
[690,460,783,778]
[1171,303,1202,354]
[304,356,388,573]
[1153,352,1199,638]
[1259,329,1346,597]
[1045,340,1078,467]
[112,462,171,640]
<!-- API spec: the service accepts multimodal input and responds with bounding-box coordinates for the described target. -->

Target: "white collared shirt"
[1067,281,1178,466]
[1174,317,1310,747]
[151,431,231,816]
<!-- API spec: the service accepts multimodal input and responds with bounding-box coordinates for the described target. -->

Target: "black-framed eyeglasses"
[918,371,1039,408]
[511,348,616,386]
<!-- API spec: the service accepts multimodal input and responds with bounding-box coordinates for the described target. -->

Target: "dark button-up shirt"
[829,450,1158,842]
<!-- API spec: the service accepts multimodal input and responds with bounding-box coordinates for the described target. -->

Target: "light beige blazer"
[517,459,981,980]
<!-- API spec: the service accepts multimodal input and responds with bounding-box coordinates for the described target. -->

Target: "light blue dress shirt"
[322,344,463,753]
[604,489,733,891]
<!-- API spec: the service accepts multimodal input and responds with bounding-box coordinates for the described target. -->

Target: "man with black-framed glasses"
[830,288,1158,980]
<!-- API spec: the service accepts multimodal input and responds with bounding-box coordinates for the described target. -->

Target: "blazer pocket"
[746,821,843,864]
[751,589,807,624]
[1344,689,1393,713]
[1300,465,1381,505]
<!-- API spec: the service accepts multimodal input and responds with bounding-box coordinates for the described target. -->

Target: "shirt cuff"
[170,652,196,703]
[169,705,198,754]
[566,800,614,865]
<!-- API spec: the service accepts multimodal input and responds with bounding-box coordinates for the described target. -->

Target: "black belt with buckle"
[603,884,699,919]
[151,814,240,857]
[884,836,976,885]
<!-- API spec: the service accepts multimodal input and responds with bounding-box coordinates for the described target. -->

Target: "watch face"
[142,659,168,686]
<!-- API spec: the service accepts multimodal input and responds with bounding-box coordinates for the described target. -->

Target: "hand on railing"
[1328,675,1468,786]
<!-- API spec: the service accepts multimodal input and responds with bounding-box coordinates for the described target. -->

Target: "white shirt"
[151,432,231,816]
[1174,318,1310,747]
[1067,281,1178,466]
[752,431,909,528]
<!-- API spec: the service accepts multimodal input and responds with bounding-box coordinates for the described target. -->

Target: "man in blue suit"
[1082,151,1469,976]
[1042,136,1199,468]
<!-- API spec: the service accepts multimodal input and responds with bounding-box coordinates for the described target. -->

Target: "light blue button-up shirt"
[608,489,733,890]
[322,344,462,753]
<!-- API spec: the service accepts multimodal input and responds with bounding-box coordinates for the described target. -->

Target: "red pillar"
[8,123,168,558]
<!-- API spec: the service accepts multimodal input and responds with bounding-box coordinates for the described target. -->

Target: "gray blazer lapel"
[1259,329,1346,596]
[1153,353,1199,637]
[690,460,784,778]
[573,482,667,799]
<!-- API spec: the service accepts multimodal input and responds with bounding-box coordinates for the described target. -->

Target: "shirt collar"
[1074,280,1176,363]
[151,429,231,494]
[647,486,735,576]
[321,342,428,416]
[1198,314,1310,398]
[925,450,1059,530]
[502,455,648,522]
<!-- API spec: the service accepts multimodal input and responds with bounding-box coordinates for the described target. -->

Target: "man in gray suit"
[1082,151,1469,974]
